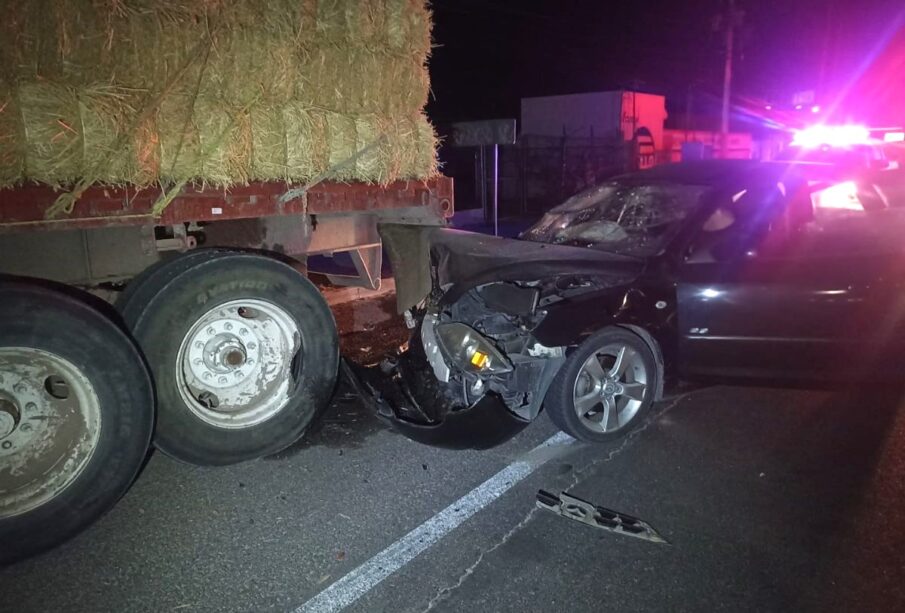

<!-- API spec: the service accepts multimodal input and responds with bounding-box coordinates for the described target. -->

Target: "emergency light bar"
[791,124,871,148]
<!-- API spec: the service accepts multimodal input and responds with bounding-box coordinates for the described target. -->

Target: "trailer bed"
[0,177,453,233]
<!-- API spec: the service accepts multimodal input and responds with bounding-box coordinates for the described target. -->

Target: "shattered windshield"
[522,181,711,256]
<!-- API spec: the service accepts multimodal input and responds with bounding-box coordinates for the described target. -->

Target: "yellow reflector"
[470,351,490,369]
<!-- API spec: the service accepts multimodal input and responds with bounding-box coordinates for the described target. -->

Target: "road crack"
[419,393,690,612]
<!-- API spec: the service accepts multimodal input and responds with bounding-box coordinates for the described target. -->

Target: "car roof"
[612,160,838,188]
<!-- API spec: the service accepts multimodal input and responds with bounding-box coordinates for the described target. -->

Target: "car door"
[676,182,905,381]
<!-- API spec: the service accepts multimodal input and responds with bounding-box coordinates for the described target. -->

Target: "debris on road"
[536,490,668,544]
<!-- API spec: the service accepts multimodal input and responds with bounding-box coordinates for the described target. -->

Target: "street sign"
[450,119,517,147]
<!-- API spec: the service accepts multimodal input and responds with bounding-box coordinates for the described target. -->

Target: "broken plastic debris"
[536,490,668,544]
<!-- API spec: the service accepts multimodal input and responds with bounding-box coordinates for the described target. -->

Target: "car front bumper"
[342,352,531,451]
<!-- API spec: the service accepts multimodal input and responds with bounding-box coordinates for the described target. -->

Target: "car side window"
[686,185,785,263]
[758,184,905,260]
[689,181,905,263]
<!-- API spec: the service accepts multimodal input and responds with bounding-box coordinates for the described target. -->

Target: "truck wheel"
[117,248,233,323]
[126,253,338,465]
[0,280,154,565]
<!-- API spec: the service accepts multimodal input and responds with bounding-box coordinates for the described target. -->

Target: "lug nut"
[203,372,212,380]
[20,423,32,432]
[195,341,204,349]
[2,441,12,450]
[25,402,36,411]
[14,383,27,394]
[207,327,215,335]
[248,343,257,350]
[218,376,228,384]
[225,323,233,331]
[240,328,248,336]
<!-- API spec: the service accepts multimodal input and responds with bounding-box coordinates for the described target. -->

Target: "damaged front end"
[348,285,566,449]
[347,224,644,449]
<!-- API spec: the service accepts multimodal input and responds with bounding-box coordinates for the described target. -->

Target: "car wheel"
[0,280,154,564]
[544,327,660,443]
[124,252,338,466]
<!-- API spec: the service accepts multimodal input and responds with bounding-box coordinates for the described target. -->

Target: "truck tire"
[0,279,154,565]
[125,252,338,465]
[117,248,233,322]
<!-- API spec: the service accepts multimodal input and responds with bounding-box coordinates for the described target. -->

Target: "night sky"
[426,0,904,124]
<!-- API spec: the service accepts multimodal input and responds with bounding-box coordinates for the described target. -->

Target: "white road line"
[292,431,574,613]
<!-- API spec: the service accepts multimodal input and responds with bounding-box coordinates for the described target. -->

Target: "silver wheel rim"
[0,348,101,518]
[572,342,648,433]
[175,299,301,429]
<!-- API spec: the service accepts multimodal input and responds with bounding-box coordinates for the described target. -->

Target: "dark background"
[427,0,905,124]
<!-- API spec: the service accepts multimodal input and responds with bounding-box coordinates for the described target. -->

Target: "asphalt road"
[2,380,904,613]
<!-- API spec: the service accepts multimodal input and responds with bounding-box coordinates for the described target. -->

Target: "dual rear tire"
[0,280,154,565]
[1,250,338,564]
[119,251,339,465]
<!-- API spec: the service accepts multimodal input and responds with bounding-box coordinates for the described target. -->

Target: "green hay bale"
[225,106,255,185]
[78,86,143,184]
[386,0,432,57]
[160,96,253,188]
[193,98,246,187]
[283,103,328,180]
[325,112,359,181]
[412,113,439,178]
[202,26,300,106]
[18,82,83,186]
[0,0,439,191]
[301,49,428,116]
[354,114,384,182]
[250,105,288,181]
[157,93,203,182]
[0,86,25,187]
[382,113,437,180]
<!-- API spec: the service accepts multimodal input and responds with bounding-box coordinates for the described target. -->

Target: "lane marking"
[292,431,574,613]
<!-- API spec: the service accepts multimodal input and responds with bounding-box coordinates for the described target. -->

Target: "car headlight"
[435,322,513,375]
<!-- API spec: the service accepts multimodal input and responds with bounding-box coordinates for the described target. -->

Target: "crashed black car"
[351,160,905,448]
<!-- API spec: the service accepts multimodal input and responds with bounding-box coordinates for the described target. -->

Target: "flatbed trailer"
[0,177,452,564]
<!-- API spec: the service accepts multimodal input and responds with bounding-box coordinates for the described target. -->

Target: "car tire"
[0,279,155,565]
[125,252,338,466]
[544,327,660,443]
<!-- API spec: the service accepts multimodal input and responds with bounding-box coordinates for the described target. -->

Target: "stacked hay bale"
[0,0,437,196]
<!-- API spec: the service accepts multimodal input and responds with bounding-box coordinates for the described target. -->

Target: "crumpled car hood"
[379,224,645,312]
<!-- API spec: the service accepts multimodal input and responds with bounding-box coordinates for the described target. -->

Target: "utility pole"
[720,0,735,159]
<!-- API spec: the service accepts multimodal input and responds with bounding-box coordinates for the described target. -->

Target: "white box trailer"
[521,91,668,168]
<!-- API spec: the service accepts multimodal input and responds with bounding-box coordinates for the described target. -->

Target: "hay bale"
[0,87,25,187]
[386,0,432,57]
[0,0,438,193]
[325,112,360,181]
[355,115,384,182]
[250,104,288,181]
[18,82,83,186]
[283,103,328,180]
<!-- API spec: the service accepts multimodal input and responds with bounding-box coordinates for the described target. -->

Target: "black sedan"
[350,160,905,448]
